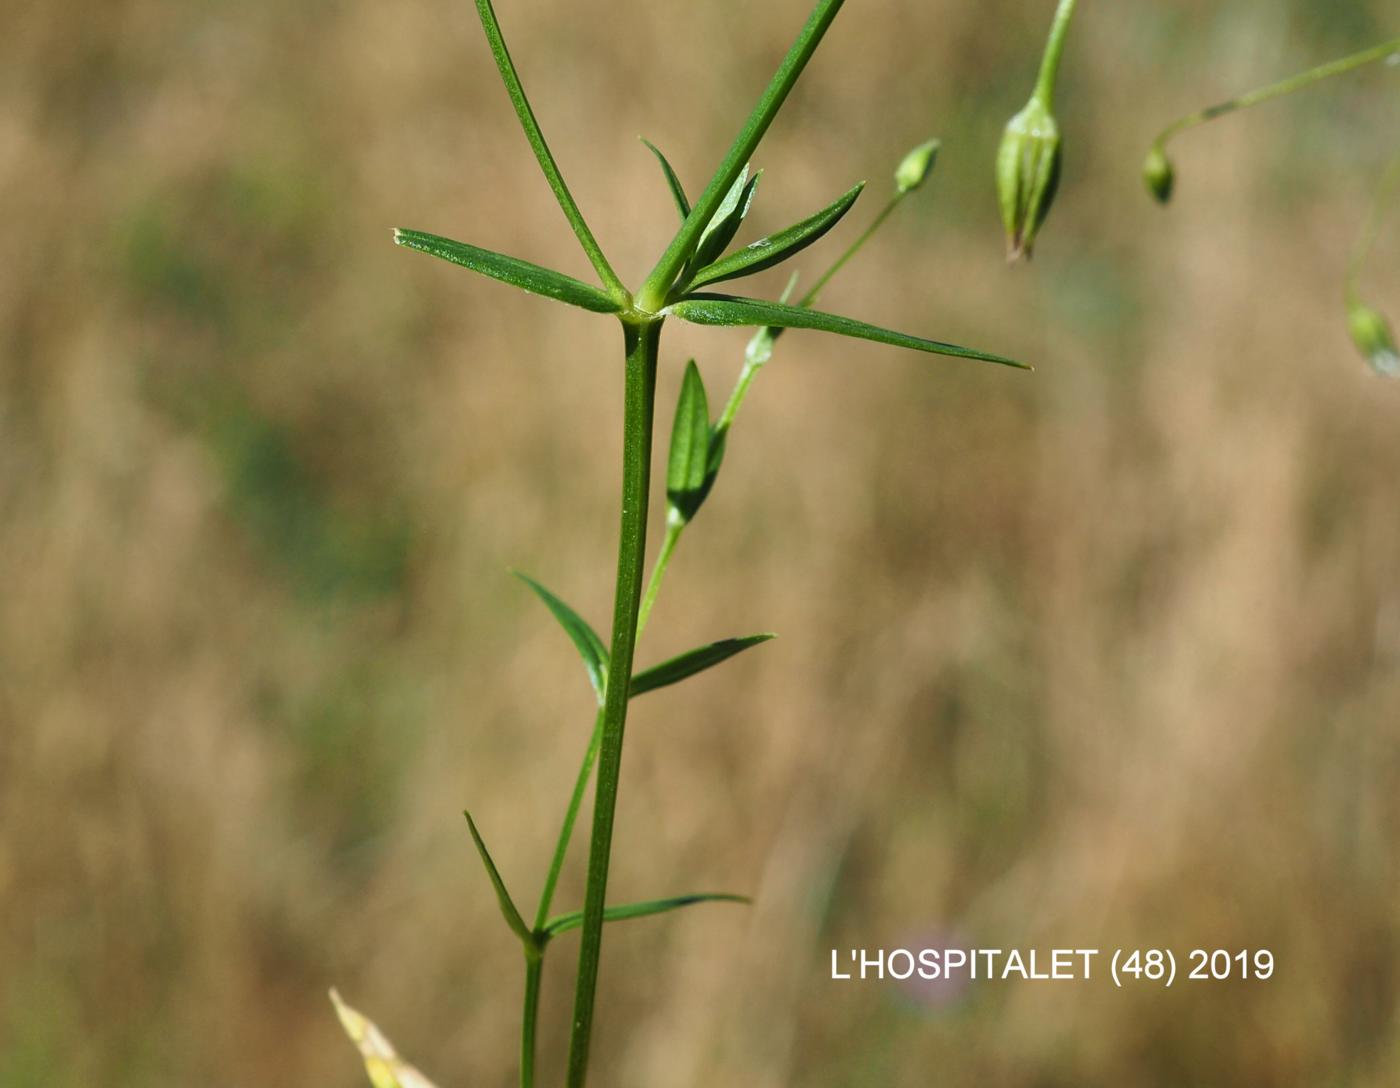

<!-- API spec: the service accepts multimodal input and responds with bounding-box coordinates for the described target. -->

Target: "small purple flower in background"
[892,930,972,1011]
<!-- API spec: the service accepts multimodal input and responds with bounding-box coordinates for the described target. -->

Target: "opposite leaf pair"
[512,570,773,706]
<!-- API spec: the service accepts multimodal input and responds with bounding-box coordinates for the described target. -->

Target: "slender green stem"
[520,950,543,1088]
[473,0,627,302]
[566,320,662,1087]
[717,188,907,437]
[637,0,848,312]
[534,709,606,930]
[1032,0,1078,108]
[518,706,603,1085]
[1154,36,1400,150]
[798,191,904,310]
[636,516,682,640]
[1347,149,1400,304]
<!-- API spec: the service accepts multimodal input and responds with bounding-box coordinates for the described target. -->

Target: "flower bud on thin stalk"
[997,96,1062,260]
[1347,301,1400,377]
[1143,36,1400,205]
[997,0,1075,261]
[896,137,941,195]
[1345,149,1400,377]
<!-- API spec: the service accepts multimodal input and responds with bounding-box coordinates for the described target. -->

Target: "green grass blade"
[642,138,691,221]
[669,294,1028,369]
[472,0,625,298]
[666,361,711,522]
[543,893,750,938]
[512,571,609,704]
[687,181,865,290]
[464,811,535,949]
[630,634,775,698]
[637,0,849,311]
[394,230,621,314]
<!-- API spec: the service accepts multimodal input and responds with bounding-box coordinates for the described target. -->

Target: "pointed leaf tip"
[669,294,1028,370]
[690,167,761,273]
[642,138,692,221]
[464,810,534,947]
[394,229,621,314]
[631,633,776,698]
[686,181,866,290]
[512,570,609,703]
[543,892,751,937]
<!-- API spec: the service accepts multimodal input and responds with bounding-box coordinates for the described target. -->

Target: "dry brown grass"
[2,0,1399,1084]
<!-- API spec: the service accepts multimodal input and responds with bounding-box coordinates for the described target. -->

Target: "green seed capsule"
[1347,300,1399,377]
[996,96,1062,261]
[1143,143,1175,204]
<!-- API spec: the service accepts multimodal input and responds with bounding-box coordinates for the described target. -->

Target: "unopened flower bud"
[996,96,1062,261]
[895,138,941,195]
[1347,299,1400,377]
[1143,143,1175,204]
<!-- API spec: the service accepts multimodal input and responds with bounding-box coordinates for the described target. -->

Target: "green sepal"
[666,360,713,523]
[668,294,1028,369]
[512,571,609,704]
[542,893,750,938]
[464,811,536,949]
[642,138,691,221]
[394,229,620,313]
[630,634,775,698]
[686,181,865,291]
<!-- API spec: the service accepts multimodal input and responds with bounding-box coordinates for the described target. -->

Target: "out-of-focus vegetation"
[1,0,1398,1084]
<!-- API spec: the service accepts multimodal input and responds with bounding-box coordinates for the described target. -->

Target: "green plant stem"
[1033,0,1078,107]
[636,515,682,640]
[521,950,543,1088]
[473,0,627,302]
[637,0,848,312]
[566,319,662,1088]
[517,704,604,1086]
[1346,148,1400,303]
[534,709,606,929]
[1154,36,1400,151]
[796,191,904,311]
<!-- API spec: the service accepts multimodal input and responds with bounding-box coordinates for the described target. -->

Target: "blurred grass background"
[2,0,1399,1084]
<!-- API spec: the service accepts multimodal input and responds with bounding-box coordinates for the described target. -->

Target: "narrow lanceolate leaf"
[464,811,535,947]
[330,989,441,1088]
[690,169,762,274]
[687,181,865,290]
[642,138,691,221]
[668,294,1028,369]
[513,571,609,703]
[630,634,776,698]
[543,893,750,938]
[666,361,711,522]
[394,229,620,314]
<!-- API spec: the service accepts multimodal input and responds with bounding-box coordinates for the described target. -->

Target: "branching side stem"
[1154,36,1400,151]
